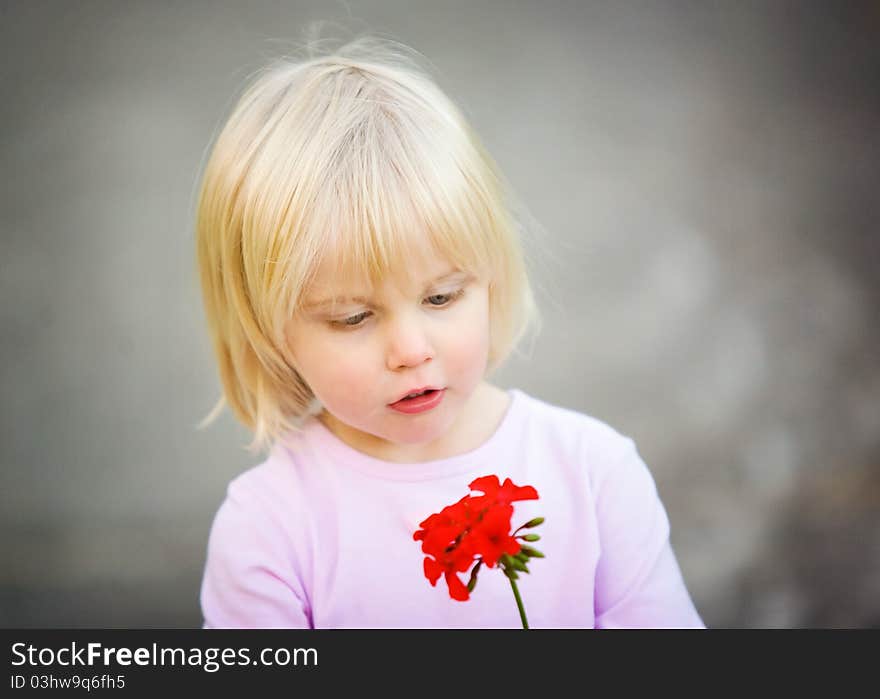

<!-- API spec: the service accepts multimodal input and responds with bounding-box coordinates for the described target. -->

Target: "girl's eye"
[337,311,371,328]
[425,289,465,307]
[330,288,465,330]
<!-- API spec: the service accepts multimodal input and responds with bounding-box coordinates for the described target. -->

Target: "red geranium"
[413,475,545,628]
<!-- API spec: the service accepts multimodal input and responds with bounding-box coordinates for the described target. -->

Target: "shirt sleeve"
[200,481,312,629]
[592,437,705,628]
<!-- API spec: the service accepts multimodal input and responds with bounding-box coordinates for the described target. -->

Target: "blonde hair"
[195,34,541,455]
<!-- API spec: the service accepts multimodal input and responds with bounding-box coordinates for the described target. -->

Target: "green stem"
[508,575,529,629]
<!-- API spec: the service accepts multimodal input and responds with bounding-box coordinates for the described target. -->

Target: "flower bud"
[522,517,545,528]
[521,533,541,542]
[520,545,545,558]
[510,558,529,573]
[467,561,483,593]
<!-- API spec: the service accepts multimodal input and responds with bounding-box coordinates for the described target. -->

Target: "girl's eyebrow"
[304,270,470,310]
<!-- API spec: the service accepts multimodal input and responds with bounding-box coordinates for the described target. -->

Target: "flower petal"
[423,557,443,586]
[468,475,500,495]
[445,571,470,601]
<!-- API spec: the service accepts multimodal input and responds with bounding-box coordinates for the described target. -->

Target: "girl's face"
[284,248,492,461]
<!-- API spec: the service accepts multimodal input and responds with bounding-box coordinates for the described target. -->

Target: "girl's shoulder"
[512,389,659,509]
[214,433,317,522]
[512,388,637,458]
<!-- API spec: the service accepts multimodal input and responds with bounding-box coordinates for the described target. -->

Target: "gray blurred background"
[1,0,878,628]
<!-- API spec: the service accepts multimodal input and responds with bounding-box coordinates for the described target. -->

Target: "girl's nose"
[385,314,435,370]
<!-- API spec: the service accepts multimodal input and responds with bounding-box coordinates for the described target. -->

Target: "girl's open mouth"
[389,388,446,414]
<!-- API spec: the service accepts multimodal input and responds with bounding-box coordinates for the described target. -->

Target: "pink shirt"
[200,388,705,628]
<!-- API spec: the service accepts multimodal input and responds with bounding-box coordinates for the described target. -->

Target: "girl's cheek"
[329,344,374,379]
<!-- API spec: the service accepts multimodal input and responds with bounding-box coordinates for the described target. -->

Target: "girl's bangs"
[302,119,496,299]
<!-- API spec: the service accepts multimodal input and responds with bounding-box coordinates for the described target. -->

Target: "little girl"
[195,35,705,629]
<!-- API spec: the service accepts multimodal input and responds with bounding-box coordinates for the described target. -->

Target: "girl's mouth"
[389,388,446,414]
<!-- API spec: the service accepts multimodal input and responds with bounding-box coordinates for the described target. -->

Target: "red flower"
[413,474,545,623]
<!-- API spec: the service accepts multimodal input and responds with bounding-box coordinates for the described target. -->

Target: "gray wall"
[1,0,877,627]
